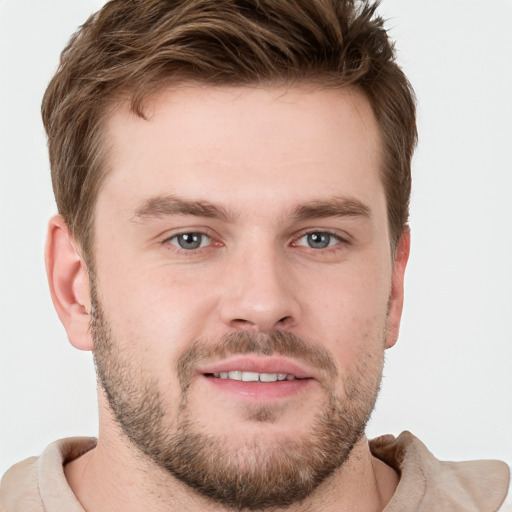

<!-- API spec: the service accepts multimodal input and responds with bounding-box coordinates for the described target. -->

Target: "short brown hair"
[42,0,416,261]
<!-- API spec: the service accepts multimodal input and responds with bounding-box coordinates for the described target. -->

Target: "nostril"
[230,319,256,329]
[228,316,294,331]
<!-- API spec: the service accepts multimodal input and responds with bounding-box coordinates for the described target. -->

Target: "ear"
[45,215,93,351]
[385,227,410,349]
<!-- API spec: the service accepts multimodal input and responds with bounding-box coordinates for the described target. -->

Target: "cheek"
[92,255,222,383]
[302,261,391,365]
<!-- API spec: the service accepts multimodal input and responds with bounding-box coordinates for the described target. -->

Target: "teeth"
[242,372,259,382]
[211,371,296,382]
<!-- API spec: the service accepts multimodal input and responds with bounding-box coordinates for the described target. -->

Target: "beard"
[91,293,385,510]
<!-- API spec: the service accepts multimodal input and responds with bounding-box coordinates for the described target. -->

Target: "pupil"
[179,233,201,249]
[308,232,330,249]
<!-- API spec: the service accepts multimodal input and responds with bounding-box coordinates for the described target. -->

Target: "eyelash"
[162,229,349,255]
[291,230,349,252]
[163,231,219,254]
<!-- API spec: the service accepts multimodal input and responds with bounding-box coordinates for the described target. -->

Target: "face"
[89,85,406,509]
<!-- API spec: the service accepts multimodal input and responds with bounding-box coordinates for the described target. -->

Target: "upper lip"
[197,355,317,380]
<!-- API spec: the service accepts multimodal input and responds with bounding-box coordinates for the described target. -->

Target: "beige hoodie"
[1,432,510,511]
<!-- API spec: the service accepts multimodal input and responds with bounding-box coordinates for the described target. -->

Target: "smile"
[208,371,299,382]
[199,358,317,401]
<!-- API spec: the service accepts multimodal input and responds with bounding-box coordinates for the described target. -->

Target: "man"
[0,0,510,510]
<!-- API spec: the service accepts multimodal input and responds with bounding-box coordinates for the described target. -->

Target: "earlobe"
[45,215,93,351]
[385,227,411,349]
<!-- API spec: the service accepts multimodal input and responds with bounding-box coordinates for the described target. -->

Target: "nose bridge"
[220,239,300,332]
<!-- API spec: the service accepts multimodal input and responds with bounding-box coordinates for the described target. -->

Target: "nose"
[219,245,301,333]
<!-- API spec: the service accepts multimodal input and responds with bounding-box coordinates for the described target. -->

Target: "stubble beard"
[91,292,385,510]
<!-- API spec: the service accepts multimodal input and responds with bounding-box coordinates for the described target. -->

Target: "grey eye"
[170,233,211,250]
[297,232,339,249]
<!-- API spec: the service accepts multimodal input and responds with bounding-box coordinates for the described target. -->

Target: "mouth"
[198,356,316,401]
[206,371,304,382]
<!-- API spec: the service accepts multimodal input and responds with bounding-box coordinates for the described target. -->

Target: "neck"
[65,427,398,512]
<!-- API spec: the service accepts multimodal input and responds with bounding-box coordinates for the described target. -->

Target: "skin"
[46,84,409,511]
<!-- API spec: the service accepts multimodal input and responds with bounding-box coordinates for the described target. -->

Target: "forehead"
[100,84,384,219]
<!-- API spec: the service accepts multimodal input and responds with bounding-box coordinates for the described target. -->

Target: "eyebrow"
[132,194,371,224]
[291,197,371,222]
[132,195,235,223]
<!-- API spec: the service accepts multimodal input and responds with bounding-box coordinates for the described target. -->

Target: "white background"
[1,0,511,476]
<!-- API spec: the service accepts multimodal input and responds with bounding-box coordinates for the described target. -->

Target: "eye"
[295,232,341,249]
[168,232,211,250]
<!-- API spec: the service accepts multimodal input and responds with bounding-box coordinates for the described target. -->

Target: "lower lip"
[201,375,314,401]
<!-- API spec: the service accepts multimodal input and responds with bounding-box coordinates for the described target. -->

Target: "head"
[42,0,416,264]
[44,1,415,509]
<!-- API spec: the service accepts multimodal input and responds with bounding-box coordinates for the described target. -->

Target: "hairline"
[79,79,403,268]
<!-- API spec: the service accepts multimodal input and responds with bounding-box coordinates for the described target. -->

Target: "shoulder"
[0,438,96,512]
[498,477,512,512]
[0,456,44,512]
[371,431,510,512]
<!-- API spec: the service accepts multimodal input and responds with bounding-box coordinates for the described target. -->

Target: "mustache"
[176,330,338,392]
